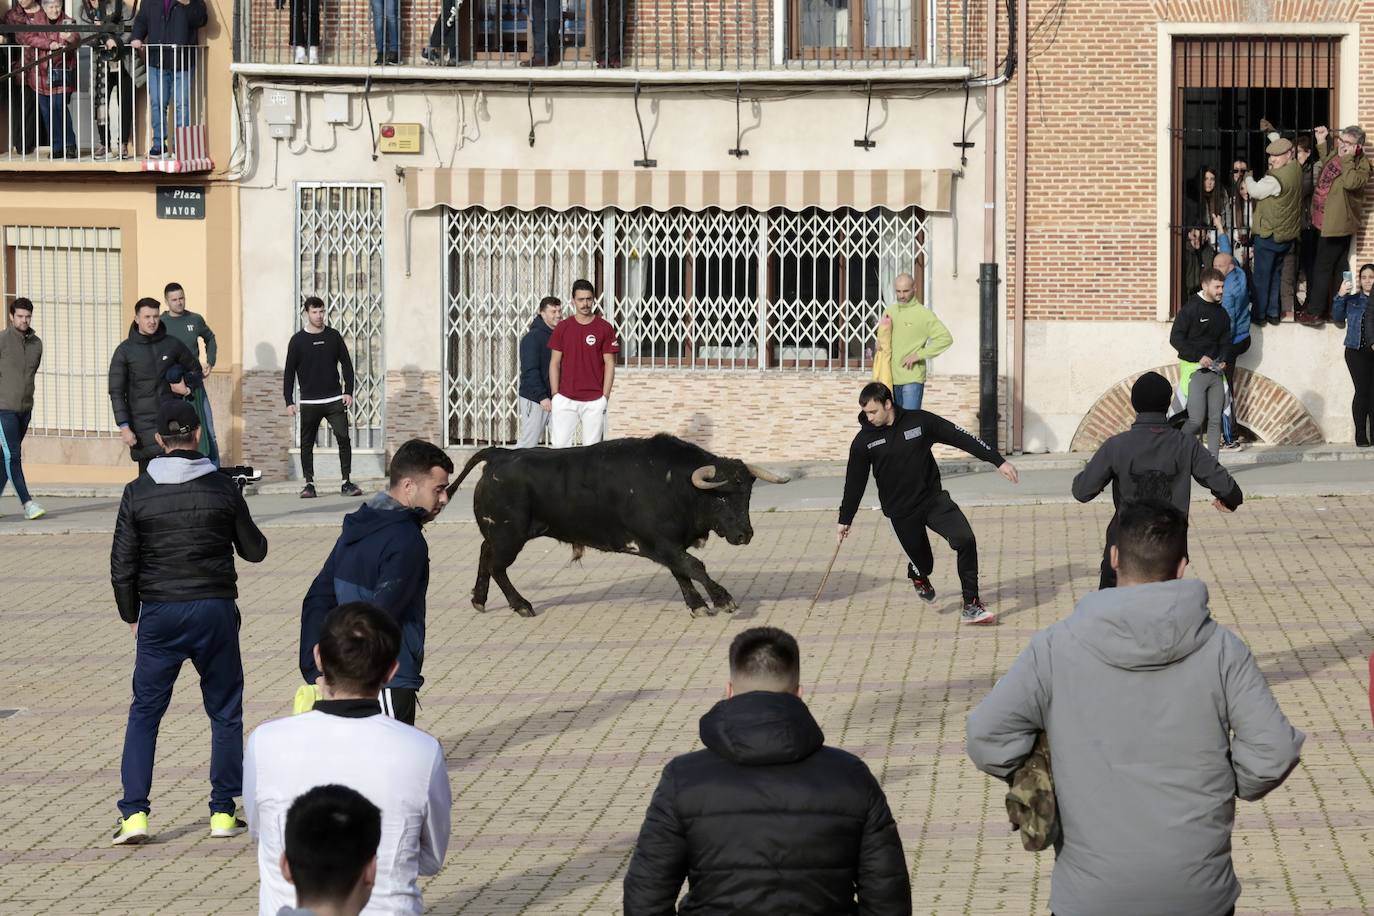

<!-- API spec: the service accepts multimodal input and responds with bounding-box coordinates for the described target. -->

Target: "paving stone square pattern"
[0,498,1370,915]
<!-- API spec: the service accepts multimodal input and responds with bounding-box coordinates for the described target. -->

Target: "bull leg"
[680,553,738,614]
[487,537,535,618]
[471,541,493,613]
[648,547,730,618]
[668,571,711,618]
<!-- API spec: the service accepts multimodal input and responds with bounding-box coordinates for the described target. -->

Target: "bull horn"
[746,463,791,484]
[691,465,728,490]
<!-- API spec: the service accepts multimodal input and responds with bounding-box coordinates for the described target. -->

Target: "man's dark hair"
[317,603,401,695]
[1116,499,1188,583]
[388,438,454,487]
[164,281,184,297]
[538,296,561,313]
[134,297,161,315]
[1295,133,1313,152]
[858,381,894,407]
[1199,267,1226,286]
[302,295,325,311]
[283,785,382,906]
[8,297,32,316]
[571,278,596,297]
[729,626,801,690]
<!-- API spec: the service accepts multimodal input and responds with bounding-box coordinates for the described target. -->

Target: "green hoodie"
[161,308,217,366]
[885,299,952,385]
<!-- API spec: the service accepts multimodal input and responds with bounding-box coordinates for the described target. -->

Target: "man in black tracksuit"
[283,296,361,498]
[1072,371,1243,589]
[109,297,203,474]
[624,626,911,916]
[1169,268,1233,456]
[837,382,1019,625]
[110,400,268,846]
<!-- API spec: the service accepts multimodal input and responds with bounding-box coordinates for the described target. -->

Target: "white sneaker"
[307,46,319,64]
[23,501,45,520]
[293,45,306,64]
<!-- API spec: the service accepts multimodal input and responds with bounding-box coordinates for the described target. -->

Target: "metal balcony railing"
[1,43,210,166]
[236,0,937,71]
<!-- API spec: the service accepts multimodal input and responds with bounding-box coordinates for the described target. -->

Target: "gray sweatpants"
[1181,369,1224,456]
[516,396,548,448]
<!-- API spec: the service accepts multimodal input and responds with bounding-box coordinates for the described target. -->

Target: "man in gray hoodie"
[966,499,1303,916]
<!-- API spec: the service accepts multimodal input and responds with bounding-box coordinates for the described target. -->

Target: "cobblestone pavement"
[0,498,1370,915]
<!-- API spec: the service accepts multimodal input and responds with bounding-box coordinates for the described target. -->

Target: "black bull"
[446,434,790,617]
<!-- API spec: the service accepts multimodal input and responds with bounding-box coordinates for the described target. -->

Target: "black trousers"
[889,490,980,600]
[382,687,417,726]
[1303,234,1351,320]
[1345,347,1374,446]
[592,0,624,65]
[290,0,322,47]
[299,400,352,482]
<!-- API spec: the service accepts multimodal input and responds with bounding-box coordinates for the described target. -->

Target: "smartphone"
[1344,270,1355,285]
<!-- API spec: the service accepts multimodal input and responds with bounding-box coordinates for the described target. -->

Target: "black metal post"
[978,261,1000,449]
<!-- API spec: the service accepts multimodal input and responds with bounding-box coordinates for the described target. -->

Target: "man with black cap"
[109,399,269,847]
[1072,371,1243,589]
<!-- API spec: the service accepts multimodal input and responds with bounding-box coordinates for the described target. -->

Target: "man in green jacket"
[1299,125,1371,326]
[161,281,220,465]
[1246,137,1302,325]
[0,297,44,519]
[882,272,953,410]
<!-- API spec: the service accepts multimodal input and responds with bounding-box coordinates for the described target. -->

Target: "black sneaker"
[373,52,384,65]
[960,598,997,626]
[299,483,317,499]
[340,481,364,497]
[909,574,936,603]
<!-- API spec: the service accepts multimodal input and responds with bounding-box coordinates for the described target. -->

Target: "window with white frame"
[443,205,927,446]
[2,225,124,436]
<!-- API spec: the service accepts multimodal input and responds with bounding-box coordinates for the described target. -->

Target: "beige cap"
[1266,137,1294,155]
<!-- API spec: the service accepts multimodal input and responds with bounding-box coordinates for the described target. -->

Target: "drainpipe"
[976,0,1000,448]
[1012,0,1027,452]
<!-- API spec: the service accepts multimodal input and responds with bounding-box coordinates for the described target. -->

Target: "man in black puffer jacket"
[624,627,911,916]
[109,400,268,847]
[108,297,202,473]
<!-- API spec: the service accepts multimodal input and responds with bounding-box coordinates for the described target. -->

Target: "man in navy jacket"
[516,296,562,448]
[298,439,453,725]
[130,0,208,158]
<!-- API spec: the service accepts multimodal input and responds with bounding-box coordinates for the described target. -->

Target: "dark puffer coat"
[623,690,912,916]
[108,320,200,463]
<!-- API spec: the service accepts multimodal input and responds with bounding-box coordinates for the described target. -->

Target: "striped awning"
[404,167,953,214]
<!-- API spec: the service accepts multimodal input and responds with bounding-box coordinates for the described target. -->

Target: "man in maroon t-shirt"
[548,278,621,448]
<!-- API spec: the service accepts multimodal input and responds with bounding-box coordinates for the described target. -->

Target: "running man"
[837,382,1019,625]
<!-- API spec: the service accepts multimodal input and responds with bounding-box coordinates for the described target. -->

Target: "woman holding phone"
[1332,263,1374,446]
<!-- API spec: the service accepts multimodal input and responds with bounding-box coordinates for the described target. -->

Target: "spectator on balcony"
[1298,125,1370,327]
[4,0,42,155]
[1245,138,1302,326]
[289,0,321,64]
[1180,226,1214,302]
[1332,264,1374,447]
[1291,132,1326,314]
[77,0,143,159]
[521,0,563,66]
[1225,158,1252,237]
[422,0,457,66]
[1186,165,1228,231]
[369,0,399,65]
[130,0,207,158]
[592,0,624,67]
[14,0,78,159]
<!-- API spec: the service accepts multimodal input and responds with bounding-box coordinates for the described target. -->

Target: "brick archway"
[1069,365,1323,452]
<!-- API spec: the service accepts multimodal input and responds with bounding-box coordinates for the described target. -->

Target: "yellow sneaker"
[209,812,247,838]
[111,811,149,846]
[292,683,322,715]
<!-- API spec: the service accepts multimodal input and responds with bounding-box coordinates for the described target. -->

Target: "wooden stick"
[810,539,844,609]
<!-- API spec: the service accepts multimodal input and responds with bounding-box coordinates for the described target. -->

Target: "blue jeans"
[894,381,925,411]
[119,598,244,818]
[0,409,32,505]
[528,0,563,61]
[371,0,400,53]
[146,63,191,153]
[35,94,74,154]
[1252,236,1292,321]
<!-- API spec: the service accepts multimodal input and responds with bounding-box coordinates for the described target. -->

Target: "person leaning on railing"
[3,0,43,154]
[1298,125,1371,327]
[129,0,206,158]
[76,0,143,159]
[13,0,78,159]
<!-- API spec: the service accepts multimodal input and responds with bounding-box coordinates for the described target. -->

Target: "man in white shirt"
[245,603,452,916]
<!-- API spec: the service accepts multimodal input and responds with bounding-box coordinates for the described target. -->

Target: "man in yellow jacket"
[883,272,953,410]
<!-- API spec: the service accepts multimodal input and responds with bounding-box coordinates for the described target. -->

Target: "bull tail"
[570,544,585,565]
[447,447,509,497]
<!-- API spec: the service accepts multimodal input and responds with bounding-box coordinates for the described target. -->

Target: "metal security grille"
[294,183,386,450]
[2,226,123,436]
[443,205,927,446]
[1168,36,1339,316]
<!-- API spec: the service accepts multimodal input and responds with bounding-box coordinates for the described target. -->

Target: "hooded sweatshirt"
[517,313,555,402]
[623,690,911,916]
[299,492,431,690]
[967,578,1305,916]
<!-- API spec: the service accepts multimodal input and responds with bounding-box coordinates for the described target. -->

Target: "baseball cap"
[157,400,201,436]
[1265,137,1293,155]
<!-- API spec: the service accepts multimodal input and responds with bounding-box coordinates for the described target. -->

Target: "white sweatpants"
[550,394,608,448]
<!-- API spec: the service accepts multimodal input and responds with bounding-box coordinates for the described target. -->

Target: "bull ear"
[745,463,790,484]
[691,465,728,490]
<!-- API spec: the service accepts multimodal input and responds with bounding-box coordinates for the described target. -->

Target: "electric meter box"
[263,89,297,139]
[378,122,422,154]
